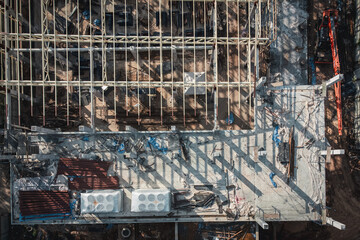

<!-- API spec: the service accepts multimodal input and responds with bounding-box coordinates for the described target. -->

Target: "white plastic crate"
[81,190,123,214]
[131,189,171,213]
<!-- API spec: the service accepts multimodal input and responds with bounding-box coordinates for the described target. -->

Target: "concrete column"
[273,223,277,240]
[175,222,178,240]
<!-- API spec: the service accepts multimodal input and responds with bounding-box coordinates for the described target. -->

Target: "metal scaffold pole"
[0,0,276,130]
[4,0,11,130]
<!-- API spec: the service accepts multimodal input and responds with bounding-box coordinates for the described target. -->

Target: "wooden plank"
[68,176,119,190]
[264,213,280,219]
[254,147,258,162]
[326,147,331,163]
[19,190,70,216]
[288,127,295,180]
[322,208,327,225]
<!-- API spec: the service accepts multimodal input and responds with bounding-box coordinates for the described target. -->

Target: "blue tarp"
[19,212,71,222]
[82,10,90,20]
[148,137,168,154]
[117,143,125,153]
[269,172,277,188]
[272,126,281,147]
[93,19,101,27]
[226,112,234,125]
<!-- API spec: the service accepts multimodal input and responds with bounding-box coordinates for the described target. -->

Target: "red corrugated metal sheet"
[68,176,119,190]
[57,158,112,177]
[19,191,70,216]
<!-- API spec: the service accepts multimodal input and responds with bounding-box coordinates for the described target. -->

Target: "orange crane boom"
[320,10,342,135]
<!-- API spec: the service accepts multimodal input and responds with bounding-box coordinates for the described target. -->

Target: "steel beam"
[213,0,218,128]
[320,149,345,155]
[89,0,95,129]
[0,33,270,45]
[326,217,346,230]
[4,0,11,130]
[0,80,253,87]
[326,74,344,87]
[255,218,269,229]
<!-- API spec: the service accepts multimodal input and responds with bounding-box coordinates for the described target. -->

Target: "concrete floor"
[11,83,326,224]
[270,0,308,85]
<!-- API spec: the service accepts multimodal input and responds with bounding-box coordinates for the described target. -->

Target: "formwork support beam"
[326,74,344,87]
[326,217,346,230]
[320,149,345,155]
[255,218,269,229]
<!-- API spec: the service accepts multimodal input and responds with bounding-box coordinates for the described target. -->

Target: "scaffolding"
[0,0,276,131]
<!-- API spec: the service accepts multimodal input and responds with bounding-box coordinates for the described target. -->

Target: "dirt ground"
[0,162,10,239]
[0,163,10,214]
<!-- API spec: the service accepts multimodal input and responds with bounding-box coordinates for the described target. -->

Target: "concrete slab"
[10,85,326,224]
[270,0,308,85]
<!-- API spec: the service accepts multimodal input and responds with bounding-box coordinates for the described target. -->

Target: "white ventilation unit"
[131,189,171,213]
[80,190,123,214]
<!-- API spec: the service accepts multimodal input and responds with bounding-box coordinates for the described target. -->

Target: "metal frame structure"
[0,0,276,130]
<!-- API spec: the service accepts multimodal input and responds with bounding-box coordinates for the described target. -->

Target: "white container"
[81,190,123,214]
[131,189,171,213]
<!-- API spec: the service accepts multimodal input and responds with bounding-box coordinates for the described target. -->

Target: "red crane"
[318,9,342,135]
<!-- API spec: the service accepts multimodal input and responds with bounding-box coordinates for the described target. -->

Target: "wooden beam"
[288,127,295,180]
[320,149,345,155]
